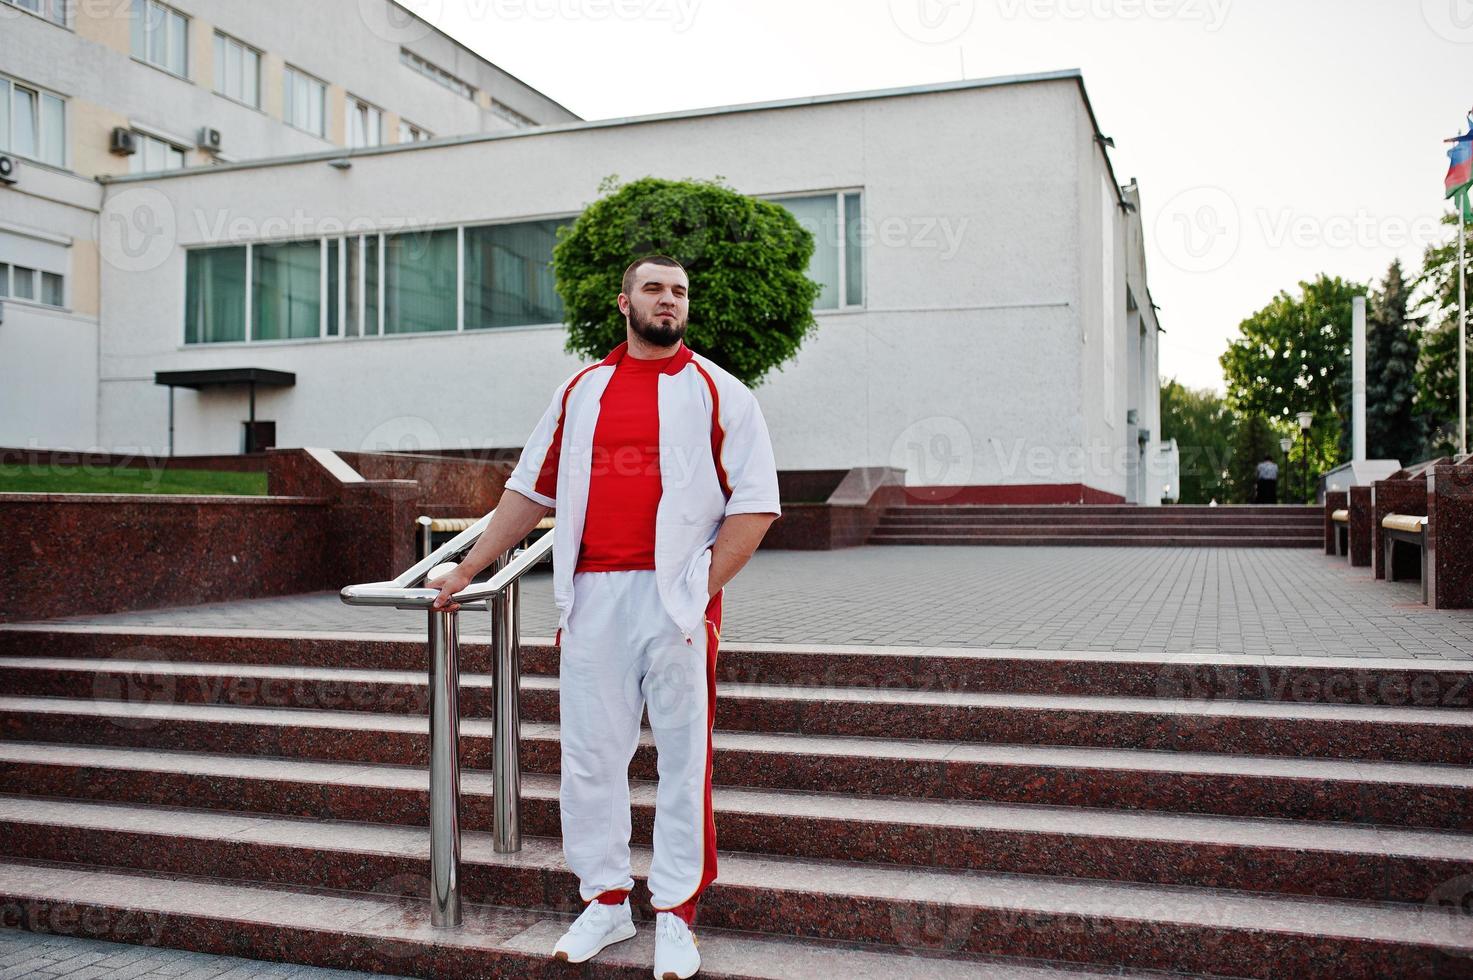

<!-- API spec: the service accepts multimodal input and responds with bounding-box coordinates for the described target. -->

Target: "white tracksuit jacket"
[503,340,782,638]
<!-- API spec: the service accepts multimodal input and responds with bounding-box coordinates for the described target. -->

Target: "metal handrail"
[339,508,554,928]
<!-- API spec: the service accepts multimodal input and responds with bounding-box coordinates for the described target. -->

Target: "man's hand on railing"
[426,565,474,613]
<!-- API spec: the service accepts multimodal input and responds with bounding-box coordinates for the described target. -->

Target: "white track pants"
[557,569,721,912]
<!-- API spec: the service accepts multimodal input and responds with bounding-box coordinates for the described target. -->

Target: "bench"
[1330,508,1349,557]
[1381,513,1428,603]
[417,515,555,560]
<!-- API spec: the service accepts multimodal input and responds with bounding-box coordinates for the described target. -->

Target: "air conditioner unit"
[0,154,16,185]
[198,126,222,152]
[110,127,138,155]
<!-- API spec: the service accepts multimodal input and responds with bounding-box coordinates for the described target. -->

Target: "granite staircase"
[868,505,1323,548]
[1,623,1471,978]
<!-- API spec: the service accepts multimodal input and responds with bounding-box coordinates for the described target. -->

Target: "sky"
[391,0,1470,392]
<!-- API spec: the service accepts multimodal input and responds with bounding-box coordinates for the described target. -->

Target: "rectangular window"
[347,96,383,148]
[129,131,186,173]
[398,119,431,143]
[844,192,864,307]
[253,240,321,340]
[0,79,67,168]
[2,0,68,25]
[365,234,379,333]
[463,218,566,329]
[345,235,362,337]
[213,32,260,107]
[284,66,326,137]
[383,227,456,334]
[131,0,188,77]
[0,263,8,298]
[774,194,839,310]
[40,271,63,306]
[12,265,35,300]
[185,246,247,343]
[326,238,339,336]
[767,191,864,312]
[490,99,535,128]
[12,83,37,159]
[399,48,475,100]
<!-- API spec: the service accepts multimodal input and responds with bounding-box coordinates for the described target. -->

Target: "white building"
[0,0,575,452]
[1,0,1171,503]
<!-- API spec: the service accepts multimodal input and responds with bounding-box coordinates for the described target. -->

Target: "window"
[383,227,457,334]
[2,0,68,26]
[253,240,320,340]
[131,0,188,77]
[0,75,67,168]
[185,246,246,343]
[400,49,475,100]
[464,219,567,329]
[129,131,186,173]
[766,191,865,311]
[213,32,260,108]
[284,66,326,137]
[490,100,535,129]
[186,219,571,344]
[347,96,383,148]
[0,263,64,307]
[398,119,431,143]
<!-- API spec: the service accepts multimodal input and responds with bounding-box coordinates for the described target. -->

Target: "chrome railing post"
[491,551,522,852]
[427,603,462,927]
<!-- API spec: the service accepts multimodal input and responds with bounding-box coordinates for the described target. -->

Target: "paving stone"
[24,546,1473,660]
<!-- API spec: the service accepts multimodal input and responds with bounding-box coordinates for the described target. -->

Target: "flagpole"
[1461,208,1467,455]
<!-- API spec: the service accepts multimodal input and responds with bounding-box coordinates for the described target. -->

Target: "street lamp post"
[1296,412,1314,503]
[1279,436,1294,503]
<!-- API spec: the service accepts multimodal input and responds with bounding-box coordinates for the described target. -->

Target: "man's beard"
[629,306,687,348]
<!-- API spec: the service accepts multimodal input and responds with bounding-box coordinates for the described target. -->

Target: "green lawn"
[0,465,268,496]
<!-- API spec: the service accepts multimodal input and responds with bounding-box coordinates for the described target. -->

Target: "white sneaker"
[552,897,636,964]
[652,911,700,979]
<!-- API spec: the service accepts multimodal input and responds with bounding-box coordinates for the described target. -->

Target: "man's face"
[620,264,689,348]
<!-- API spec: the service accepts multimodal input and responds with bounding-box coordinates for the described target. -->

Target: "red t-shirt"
[575,349,676,572]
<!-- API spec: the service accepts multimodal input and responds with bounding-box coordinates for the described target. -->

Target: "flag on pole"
[1447,115,1473,221]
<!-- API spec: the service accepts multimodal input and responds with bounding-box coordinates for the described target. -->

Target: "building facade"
[0,0,577,450]
[2,0,1171,504]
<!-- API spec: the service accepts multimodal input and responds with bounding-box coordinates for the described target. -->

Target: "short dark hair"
[622,254,686,296]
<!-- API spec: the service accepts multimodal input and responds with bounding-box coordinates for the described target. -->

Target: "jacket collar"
[600,339,694,376]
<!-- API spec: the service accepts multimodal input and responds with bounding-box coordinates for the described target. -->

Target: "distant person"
[1255,455,1279,504]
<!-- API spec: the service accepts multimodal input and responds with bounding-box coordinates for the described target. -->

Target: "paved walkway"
[0,929,408,979]
[32,547,1473,660]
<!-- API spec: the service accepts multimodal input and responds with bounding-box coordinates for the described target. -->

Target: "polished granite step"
[4,697,1471,829]
[2,742,1468,904]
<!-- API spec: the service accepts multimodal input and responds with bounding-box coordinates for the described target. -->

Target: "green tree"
[1219,274,1366,486]
[1159,378,1233,504]
[552,175,822,386]
[1411,211,1473,457]
[1362,260,1423,464]
[1225,413,1281,504]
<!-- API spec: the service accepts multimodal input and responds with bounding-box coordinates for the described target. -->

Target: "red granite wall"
[1427,462,1473,610]
[0,493,333,624]
[3,449,515,624]
[1348,486,1374,567]
[1,447,268,473]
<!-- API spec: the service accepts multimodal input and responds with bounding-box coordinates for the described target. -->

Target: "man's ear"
[617,293,630,315]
